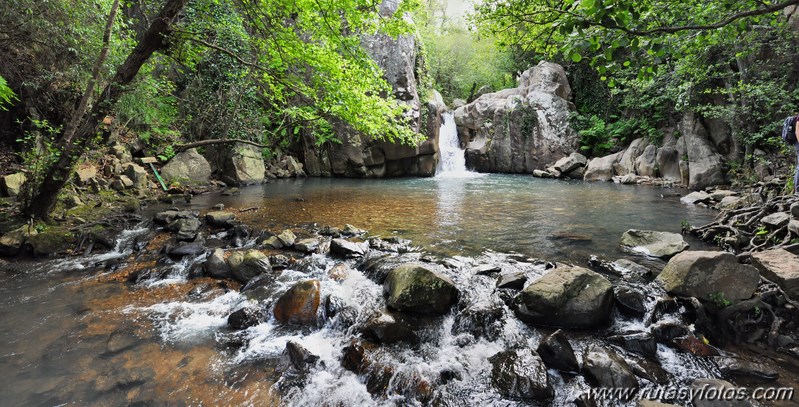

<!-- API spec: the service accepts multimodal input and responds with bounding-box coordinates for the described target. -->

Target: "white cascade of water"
[436,112,478,178]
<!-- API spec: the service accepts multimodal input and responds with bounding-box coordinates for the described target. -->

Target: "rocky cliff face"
[583,111,731,190]
[455,62,579,173]
[301,1,443,178]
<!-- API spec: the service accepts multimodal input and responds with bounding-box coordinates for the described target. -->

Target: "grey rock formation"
[161,148,212,184]
[657,251,759,302]
[456,61,578,173]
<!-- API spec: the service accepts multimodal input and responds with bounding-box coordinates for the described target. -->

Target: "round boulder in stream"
[489,348,553,400]
[656,251,759,302]
[512,266,613,329]
[383,263,458,314]
[273,279,321,326]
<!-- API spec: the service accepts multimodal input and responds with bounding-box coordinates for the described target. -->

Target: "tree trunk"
[24,0,189,220]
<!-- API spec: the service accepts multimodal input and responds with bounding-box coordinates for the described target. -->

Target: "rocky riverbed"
[1,197,797,406]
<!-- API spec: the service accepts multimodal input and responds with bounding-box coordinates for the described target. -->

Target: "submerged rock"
[273,279,321,326]
[656,251,759,302]
[536,329,579,373]
[384,263,458,314]
[512,266,613,329]
[620,229,688,259]
[489,349,553,400]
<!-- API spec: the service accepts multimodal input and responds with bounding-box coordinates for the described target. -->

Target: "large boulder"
[635,144,658,177]
[457,61,579,173]
[620,229,689,259]
[751,249,799,299]
[584,152,623,182]
[615,138,649,176]
[512,266,614,329]
[161,148,212,184]
[489,349,553,400]
[656,145,682,181]
[552,152,587,175]
[228,249,272,283]
[219,144,265,185]
[273,279,321,326]
[383,263,458,314]
[657,251,759,302]
[0,225,37,256]
[677,112,726,190]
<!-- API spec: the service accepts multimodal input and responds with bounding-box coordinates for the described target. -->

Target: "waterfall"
[436,112,476,178]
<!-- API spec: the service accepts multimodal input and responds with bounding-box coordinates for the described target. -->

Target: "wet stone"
[273,279,321,326]
[168,242,205,257]
[330,239,368,258]
[361,310,419,344]
[228,306,265,330]
[496,272,526,289]
[489,348,553,400]
[607,332,657,359]
[205,211,236,228]
[294,238,320,253]
[614,286,648,318]
[650,321,690,343]
[712,357,779,382]
[277,229,297,247]
[471,264,502,276]
[384,263,459,314]
[582,345,639,396]
[536,329,579,373]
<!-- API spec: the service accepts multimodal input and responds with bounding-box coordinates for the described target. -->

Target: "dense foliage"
[0,0,424,217]
[473,0,799,164]
[416,0,518,104]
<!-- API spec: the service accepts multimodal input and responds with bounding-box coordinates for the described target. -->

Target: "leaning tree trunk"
[24,0,190,220]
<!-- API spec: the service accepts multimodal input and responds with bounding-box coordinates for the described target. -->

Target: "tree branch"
[174,138,268,152]
[592,0,799,36]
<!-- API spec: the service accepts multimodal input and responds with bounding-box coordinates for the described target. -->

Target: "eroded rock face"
[457,61,578,173]
[657,251,759,302]
[489,349,553,400]
[677,112,727,190]
[300,6,442,179]
[513,266,614,329]
[383,263,458,314]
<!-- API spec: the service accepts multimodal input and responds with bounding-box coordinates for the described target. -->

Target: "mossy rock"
[27,229,75,257]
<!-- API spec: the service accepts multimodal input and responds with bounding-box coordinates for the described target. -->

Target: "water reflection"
[210,175,717,263]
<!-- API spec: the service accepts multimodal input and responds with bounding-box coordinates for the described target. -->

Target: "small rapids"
[119,237,727,407]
